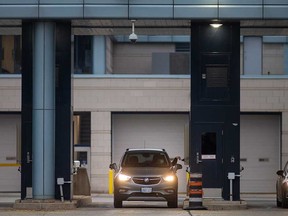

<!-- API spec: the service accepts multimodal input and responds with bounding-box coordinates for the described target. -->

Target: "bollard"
[108,169,114,194]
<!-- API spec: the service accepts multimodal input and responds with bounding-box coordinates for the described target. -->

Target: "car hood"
[120,167,174,176]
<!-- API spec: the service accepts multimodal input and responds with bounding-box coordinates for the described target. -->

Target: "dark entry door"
[194,123,223,188]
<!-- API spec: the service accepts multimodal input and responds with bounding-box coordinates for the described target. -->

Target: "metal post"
[228,172,241,201]
[230,178,233,201]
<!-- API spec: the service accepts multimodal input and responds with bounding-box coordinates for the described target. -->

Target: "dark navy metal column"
[21,21,33,200]
[190,22,240,202]
[55,22,73,200]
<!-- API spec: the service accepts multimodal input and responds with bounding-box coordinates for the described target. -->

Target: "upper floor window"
[2,34,287,77]
[74,35,92,74]
[113,42,190,75]
[242,36,288,76]
[243,36,262,75]
[73,35,190,76]
[0,35,21,74]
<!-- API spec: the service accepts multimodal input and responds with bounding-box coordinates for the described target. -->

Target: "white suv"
[109,148,182,208]
[276,161,288,208]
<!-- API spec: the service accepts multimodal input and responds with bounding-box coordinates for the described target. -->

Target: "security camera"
[129,20,138,43]
[129,32,138,43]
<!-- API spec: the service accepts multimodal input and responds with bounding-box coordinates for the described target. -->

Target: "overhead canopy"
[0,1,288,20]
[1,19,288,36]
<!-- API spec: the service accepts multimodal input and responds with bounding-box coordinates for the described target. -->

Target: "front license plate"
[141,187,152,193]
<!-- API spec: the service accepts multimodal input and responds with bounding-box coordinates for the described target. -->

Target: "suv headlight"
[118,173,131,181]
[163,175,175,182]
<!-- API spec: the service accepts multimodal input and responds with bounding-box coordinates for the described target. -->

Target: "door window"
[201,132,216,159]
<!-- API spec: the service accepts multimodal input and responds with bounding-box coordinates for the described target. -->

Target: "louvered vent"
[175,43,190,52]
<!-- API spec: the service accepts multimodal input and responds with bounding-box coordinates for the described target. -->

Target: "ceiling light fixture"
[210,23,223,28]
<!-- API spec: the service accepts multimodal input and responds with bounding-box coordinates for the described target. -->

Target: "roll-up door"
[0,114,21,192]
[240,114,280,193]
[112,113,189,193]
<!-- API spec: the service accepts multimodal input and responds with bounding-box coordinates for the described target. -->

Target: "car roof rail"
[125,148,166,152]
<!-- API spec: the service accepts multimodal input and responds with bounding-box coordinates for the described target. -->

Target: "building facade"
[0,1,288,198]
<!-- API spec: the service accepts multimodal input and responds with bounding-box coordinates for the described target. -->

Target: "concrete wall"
[0,78,21,111]
[1,77,288,192]
[263,44,284,75]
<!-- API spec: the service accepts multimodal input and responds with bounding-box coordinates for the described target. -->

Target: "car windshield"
[122,151,170,168]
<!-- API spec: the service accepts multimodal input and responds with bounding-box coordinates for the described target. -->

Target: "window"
[122,152,169,168]
[243,37,262,75]
[73,112,91,146]
[0,35,21,74]
[201,132,216,159]
[74,36,92,74]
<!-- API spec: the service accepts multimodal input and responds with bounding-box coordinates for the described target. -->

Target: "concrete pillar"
[32,22,55,199]
[92,36,106,74]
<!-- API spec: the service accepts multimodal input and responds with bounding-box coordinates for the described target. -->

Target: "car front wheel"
[167,193,178,208]
[114,198,122,208]
[277,196,282,207]
[114,193,123,208]
[282,193,288,208]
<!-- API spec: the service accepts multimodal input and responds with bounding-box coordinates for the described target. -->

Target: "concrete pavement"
[0,193,287,216]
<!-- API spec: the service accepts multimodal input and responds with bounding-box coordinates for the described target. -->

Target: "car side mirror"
[176,164,182,170]
[277,170,284,176]
[171,157,178,166]
[172,163,182,172]
[109,163,117,171]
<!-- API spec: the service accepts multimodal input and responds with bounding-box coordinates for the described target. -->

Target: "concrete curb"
[183,198,248,210]
[13,196,92,211]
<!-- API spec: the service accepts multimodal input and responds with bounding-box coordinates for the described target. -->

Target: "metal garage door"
[240,114,280,193]
[112,113,189,193]
[0,114,21,192]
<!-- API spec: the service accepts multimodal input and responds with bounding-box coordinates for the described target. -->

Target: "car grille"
[132,177,161,185]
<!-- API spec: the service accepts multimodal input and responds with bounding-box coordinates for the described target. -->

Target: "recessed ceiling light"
[210,23,223,28]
